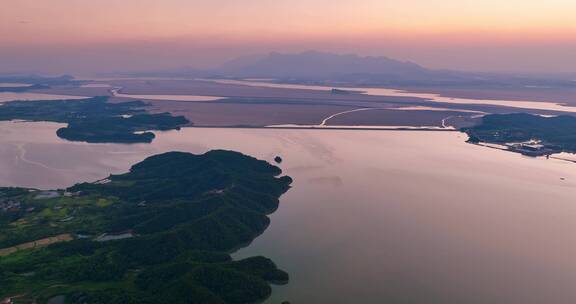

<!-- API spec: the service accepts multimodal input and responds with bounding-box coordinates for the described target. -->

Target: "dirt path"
[0,234,73,257]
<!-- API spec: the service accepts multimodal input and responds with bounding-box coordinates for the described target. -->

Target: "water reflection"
[0,83,32,88]
[110,87,224,102]
[0,93,88,103]
[203,79,576,113]
[1,121,576,303]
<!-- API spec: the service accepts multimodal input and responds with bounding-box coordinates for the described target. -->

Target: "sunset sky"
[1,0,575,74]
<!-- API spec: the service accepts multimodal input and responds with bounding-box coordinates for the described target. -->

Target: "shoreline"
[184,125,458,132]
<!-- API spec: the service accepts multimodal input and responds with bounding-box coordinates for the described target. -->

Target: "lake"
[204,79,576,113]
[2,121,576,303]
[110,87,224,102]
[0,92,88,103]
[0,83,32,88]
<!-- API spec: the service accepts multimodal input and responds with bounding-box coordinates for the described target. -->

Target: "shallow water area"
[111,87,224,102]
[80,83,112,88]
[0,83,33,88]
[0,92,88,103]
[204,78,576,113]
[1,122,576,303]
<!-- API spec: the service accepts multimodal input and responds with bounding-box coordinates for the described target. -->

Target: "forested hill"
[0,96,189,143]
[464,113,576,154]
[0,150,293,304]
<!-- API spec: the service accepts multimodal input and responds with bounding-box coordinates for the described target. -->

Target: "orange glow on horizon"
[1,0,575,73]
[2,0,575,46]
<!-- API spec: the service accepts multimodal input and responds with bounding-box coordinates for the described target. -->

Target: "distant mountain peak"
[220,51,427,78]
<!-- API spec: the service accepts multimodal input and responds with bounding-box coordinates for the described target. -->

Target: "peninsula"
[0,96,188,143]
[0,150,293,303]
[463,113,576,156]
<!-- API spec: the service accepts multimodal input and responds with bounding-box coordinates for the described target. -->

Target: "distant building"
[506,141,560,157]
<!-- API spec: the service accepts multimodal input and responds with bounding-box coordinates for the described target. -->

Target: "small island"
[330,88,353,95]
[0,96,189,143]
[463,113,576,156]
[0,150,293,303]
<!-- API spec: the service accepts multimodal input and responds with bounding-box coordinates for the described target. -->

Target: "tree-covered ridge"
[464,113,576,153]
[0,151,293,303]
[0,96,189,143]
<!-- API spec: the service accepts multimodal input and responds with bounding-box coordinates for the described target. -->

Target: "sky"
[1,0,575,74]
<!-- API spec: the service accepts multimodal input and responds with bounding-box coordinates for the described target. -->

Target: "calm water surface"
[1,122,576,303]
[0,83,32,88]
[0,93,88,103]
[111,87,224,102]
[205,79,576,113]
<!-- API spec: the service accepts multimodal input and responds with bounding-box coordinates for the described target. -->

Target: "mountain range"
[220,51,427,78]
[106,51,576,87]
[219,51,561,87]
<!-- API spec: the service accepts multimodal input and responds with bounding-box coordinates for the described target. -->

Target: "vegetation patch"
[0,150,292,303]
[463,113,576,155]
[0,96,189,143]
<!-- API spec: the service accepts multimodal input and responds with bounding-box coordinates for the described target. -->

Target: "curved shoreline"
[110,87,224,102]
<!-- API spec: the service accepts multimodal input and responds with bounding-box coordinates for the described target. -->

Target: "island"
[0,96,189,143]
[330,88,353,95]
[462,113,576,156]
[0,150,293,303]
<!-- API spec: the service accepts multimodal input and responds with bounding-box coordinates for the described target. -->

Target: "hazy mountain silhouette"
[220,51,428,78]
[108,51,575,87]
